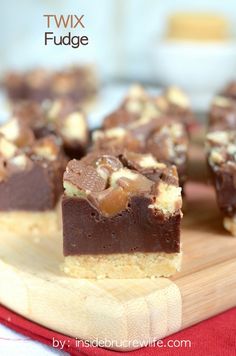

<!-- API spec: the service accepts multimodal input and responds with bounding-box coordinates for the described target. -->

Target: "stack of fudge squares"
[0,98,88,234]
[2,66,98,108]
[62,85,193,278]
[207,82,236,236]
[0,81,194,279]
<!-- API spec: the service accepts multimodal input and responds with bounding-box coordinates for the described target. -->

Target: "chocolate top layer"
[3,66,97,103]
[207,130,236,168]
[91,85,189,188]
[92,117,188,185]
[0,135,67,211]
[103,84,193,131]
[209,96,236,131]
[63,151,182,219]
[6,98,89,159]
[206,130,236,217]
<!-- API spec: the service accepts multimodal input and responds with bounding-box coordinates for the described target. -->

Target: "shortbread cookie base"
[223,217,236,237]
[0,209,61,236]
[62,252,182,279]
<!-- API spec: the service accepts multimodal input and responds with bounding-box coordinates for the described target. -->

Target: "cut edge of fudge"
[62,151,183,278]
[206,130,236,236]
[0,133,67,212]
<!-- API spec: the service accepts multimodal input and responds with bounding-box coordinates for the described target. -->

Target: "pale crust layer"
[62,252,182,279]
[0,209,61,235]
[223,217,236,237]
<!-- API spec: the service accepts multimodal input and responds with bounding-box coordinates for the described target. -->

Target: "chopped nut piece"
[125,99,144,114]
[209,149,225,165]
[93,127,126,140]
[0,137,17,159]
[47,100,63,122]
[123,85,149,114]
[141,101,160,119]
[207,131,229,145]
[110,168,153,194]
[63,181,87,198]
[149,182,182,214]
[0,119,20,142]
[138,154,166,169]
[121,151,166,170]
[8,154,29,169]
[33,137,60,161]
[127,84,148,100]
[7,154,33,175]
[212,95,231,108]
[165,86,189,108]
[110,168,139,187]
[227,144,236,155]
[60,112,87,144]
[0,118,34,147]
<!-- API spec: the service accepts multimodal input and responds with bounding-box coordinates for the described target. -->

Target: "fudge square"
[206,130,236,236]
[0,133,67,234]
[92,85,189,189]
[62,151,183,279]
[10,98,89,159]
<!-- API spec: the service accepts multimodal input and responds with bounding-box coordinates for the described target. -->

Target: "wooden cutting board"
[0,156,236,350]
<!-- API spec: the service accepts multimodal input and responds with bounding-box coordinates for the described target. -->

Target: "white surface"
[0,323,67,356]
[1,0,236,82]
[152,40,236,111]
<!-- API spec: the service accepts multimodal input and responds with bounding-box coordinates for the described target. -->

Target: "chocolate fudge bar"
[62,151,182,278]
[2,66,98,108]
[0,119,67,234]
[9,99,89,158]
[208,80,236,131]
[208,95,236,131]
[206,130,236,236]
[221,81,236,101]
[92,85,189,188]
[103,85,193,130]
[154,86,194,129]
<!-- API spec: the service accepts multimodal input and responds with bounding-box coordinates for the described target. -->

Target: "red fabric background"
[0,306,235,356]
